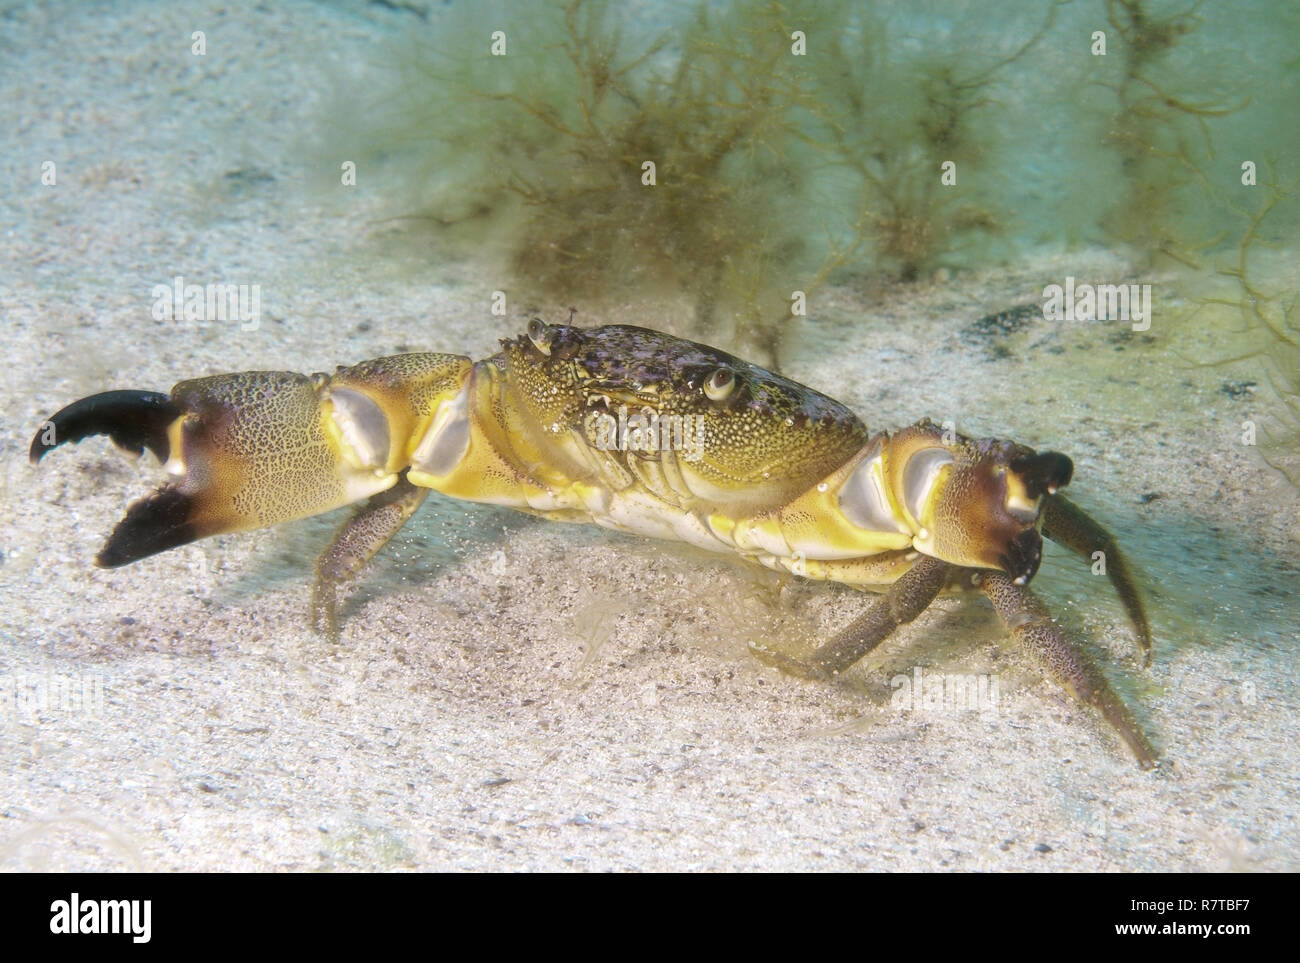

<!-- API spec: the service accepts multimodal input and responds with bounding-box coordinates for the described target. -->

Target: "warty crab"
[30,320,1158,768]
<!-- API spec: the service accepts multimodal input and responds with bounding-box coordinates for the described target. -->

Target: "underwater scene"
[0,0,1296,871]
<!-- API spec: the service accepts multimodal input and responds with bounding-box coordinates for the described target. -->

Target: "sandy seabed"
[1,0,1296,871]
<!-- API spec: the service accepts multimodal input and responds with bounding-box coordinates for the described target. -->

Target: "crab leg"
[312,476,429,643]
[979,571,1157,769]
[1041,494,1153,666]
[750,555,951,680]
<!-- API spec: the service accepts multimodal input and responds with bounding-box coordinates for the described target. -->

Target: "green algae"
[328,0,1298,382]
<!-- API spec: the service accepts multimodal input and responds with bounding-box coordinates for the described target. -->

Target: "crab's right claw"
[29,370,415,568]
[29,390,181,466]
[31,355,475,571]
[889,422,1070,587]
[32,374,363,567]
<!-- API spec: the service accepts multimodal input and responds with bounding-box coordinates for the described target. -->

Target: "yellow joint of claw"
[898,447,955,537]
[407,380,472,489]
[323,387,392,475]
[1003,471,1042,521]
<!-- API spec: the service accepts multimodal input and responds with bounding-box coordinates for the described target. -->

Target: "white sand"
[1,0,1296,871]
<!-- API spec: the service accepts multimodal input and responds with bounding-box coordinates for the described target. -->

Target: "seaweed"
[1092,0,1250,263]
[344,0,831,364]
[333,0,1066,363]
[797,2,1058,282]
[1182,173,1300,485]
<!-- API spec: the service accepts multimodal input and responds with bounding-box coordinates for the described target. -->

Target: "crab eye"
[704,367,735,401]
[526,319,553,356]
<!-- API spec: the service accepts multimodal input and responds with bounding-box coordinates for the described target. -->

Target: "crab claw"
[996,527,1045,585]
[29,390,181,466]
[884,421,1072,585]
[30,372,406,567]
[1009,450,1073,499]
[31,354,477,570]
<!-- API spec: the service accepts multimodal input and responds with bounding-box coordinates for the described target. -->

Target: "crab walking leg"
[1041,495,1153,666]
[750,556,952,681]
[312,476,429,643]
[979,571,1157,769]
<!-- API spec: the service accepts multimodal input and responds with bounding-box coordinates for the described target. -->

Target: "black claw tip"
[998,528,1044,585]
[1011,451,1074,499]
[95,487,199,567]
[30,390,180,466]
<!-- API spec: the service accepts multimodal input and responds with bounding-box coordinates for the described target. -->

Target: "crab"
[29,320,1158,767]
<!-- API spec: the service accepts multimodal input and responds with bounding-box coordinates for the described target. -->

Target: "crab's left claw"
[890,422,1071,586]
[32,354,477,641]
[30,357,473,568]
